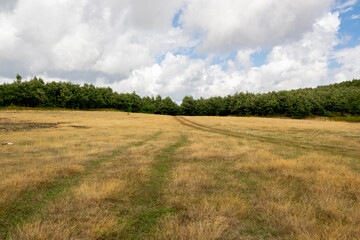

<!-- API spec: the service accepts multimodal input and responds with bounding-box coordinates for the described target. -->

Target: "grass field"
[0,110,359,239]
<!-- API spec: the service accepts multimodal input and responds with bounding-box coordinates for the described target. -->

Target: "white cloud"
[351,14,360,19]
[335,0,357,13]
[0,0,357,102]
[124,0,183,31]
[0,0,334,75]
[0,0,187,77]
[240,12,341,91]
[0,12,18,55]
[0,76,13,84]
[333,45,360,82]
[180,0,333,53]
[52,24,101,71]
[103,12,341,102]
[96,52,246,101]
[235,49,259,71]
[0,0,18,13]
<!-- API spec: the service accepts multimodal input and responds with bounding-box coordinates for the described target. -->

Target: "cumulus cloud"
[250,12,340,90]
[0,0,334,74]
[0,0,187,77]
[180,0,333,53]
[104,12,342,102]
[235,49,259,71]
[0,0,18,12]
[0,76,13,84]
[0,0,358,100]
[332,45,360,82]
[96,52,246,101]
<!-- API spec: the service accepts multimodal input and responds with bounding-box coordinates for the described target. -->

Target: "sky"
[0,0,359,102]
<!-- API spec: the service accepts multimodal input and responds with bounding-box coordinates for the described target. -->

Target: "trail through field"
[174,116,360,158]
[2,111,360,240]
[119,134,188,239]
[0,131,163,239]
[9,131,187,239]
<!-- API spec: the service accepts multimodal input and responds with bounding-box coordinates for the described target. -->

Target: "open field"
[0,110,359,239]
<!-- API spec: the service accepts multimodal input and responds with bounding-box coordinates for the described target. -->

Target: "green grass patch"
[0,106,123,112]
[330,116,360,122]
[120,134,188,239]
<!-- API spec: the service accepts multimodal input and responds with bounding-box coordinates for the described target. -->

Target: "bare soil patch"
[0,122,58,131]
[69,125,90,129]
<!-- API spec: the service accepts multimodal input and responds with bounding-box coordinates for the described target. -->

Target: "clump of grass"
[330,116,360,122]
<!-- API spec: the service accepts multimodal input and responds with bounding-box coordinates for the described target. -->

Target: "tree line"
[0,74,359,118]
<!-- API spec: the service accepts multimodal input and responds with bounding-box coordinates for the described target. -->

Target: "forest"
[0,74,359,118]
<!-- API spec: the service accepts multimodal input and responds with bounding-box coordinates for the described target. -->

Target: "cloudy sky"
[0,0,359,101]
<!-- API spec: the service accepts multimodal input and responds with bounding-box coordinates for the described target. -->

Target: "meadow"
[0,110,359,239]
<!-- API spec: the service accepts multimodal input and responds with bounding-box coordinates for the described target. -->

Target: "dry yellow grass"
[0,110,359,239]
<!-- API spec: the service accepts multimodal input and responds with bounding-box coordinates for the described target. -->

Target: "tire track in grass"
[120,134,188,240]
[175,116,360,237]
[174,116,360,158]
[0,131,163,240]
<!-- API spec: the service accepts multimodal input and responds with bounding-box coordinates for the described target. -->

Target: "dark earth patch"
[69,125,90,129]
[0,122,58,131]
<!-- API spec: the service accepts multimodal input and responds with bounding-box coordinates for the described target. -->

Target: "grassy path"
[0,131,163,239]
[119,134,188,239]
[174,116,360,158]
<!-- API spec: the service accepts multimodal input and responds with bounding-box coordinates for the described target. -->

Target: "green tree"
[16,74,22,83]
[180,96,196,116]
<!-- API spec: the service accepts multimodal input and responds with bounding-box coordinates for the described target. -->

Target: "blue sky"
[336,1,360,48]
[0,0,359,101]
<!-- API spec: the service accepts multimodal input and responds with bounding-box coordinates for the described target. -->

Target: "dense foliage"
[0,75,359,118]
